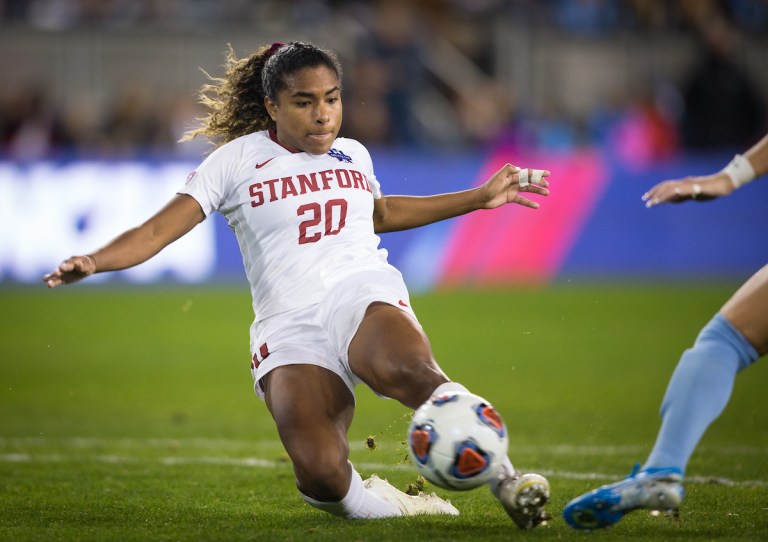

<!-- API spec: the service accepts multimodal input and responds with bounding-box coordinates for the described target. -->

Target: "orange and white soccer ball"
[407,391,508,490]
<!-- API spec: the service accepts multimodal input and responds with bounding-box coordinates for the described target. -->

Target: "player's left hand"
[478,163,550,210]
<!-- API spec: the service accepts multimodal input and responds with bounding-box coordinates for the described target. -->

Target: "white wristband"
[721,154,756,188]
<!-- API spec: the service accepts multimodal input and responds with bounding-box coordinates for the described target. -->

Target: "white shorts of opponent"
[249,268,420,401]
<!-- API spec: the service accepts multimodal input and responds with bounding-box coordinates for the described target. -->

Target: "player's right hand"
[43,255,97,288]
[642,172,736,208]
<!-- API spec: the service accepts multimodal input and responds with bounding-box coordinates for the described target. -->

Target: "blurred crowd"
[1,0,767,161]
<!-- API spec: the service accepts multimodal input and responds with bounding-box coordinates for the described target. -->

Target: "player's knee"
[293,448,350,501]
[696,313,760,371]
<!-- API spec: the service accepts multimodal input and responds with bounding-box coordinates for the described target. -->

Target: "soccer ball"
[407,391,508,491]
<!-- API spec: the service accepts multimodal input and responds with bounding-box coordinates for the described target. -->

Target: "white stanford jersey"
[179,130,399,321]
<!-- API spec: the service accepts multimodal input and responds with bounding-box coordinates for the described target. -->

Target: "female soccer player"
[43,42,553,527]
[564,133,768,530]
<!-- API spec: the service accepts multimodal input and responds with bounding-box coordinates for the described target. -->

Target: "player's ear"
[264,96,277,121]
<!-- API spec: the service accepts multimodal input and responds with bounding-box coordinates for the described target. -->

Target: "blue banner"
[1,150,765,289]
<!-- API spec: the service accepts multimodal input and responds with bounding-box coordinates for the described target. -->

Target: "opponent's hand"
[43,255,97,288]
[642,172,735,208]
[479,163,551,210]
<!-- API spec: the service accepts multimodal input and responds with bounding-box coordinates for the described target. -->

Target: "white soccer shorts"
[249,268,419,400]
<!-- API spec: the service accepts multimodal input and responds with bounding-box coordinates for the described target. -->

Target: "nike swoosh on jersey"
[255,157,275,169]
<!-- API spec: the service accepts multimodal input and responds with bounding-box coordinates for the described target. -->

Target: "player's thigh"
[263,364,355,466]
[348,302,449,408]
[721,264,768,355]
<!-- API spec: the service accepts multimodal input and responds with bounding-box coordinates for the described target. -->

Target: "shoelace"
[627,463,641,478]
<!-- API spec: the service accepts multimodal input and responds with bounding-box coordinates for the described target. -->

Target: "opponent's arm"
[642,133,768,207]
[744,132,768,179]
[43,194,205,288]
[373,164,550,233]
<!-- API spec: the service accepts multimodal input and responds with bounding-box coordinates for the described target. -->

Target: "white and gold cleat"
[363,474,459,516]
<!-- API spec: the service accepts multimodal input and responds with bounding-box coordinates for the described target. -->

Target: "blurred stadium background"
[1,0,767,288]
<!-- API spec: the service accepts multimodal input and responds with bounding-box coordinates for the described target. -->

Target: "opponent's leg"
[564,269,764,530]
[646,266,766,473]
[348,304,550,528]
[721,263,768,356]
[644,312,758,471]
[262,364,456,518]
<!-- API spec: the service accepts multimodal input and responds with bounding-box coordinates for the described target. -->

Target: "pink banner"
[438,149,609,287]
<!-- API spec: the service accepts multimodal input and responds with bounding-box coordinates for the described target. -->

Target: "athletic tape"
[517,167,529,187]
[517,167,546,188]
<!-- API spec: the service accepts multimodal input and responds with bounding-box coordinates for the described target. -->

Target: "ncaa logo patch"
[328,148,353,163]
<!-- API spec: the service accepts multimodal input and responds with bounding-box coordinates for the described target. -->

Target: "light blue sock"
[643,313,758,474]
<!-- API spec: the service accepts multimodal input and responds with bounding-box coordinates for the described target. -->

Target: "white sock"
[301,464,403,519]
[430,381,469,397]
[489,455,516,498]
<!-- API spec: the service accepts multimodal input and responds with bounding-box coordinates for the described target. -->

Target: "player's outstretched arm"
[643,133,768,208]
[373,163,550,233]
[43,194,205,288]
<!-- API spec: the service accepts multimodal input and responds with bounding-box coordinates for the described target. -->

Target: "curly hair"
[181,42,342,150]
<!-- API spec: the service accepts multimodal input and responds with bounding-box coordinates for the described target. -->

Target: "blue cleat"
[563,465,684,530]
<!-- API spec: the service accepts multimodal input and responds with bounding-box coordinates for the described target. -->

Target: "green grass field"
[1,283,766,541]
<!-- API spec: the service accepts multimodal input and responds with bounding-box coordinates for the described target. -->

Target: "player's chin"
[305,133,336,155]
